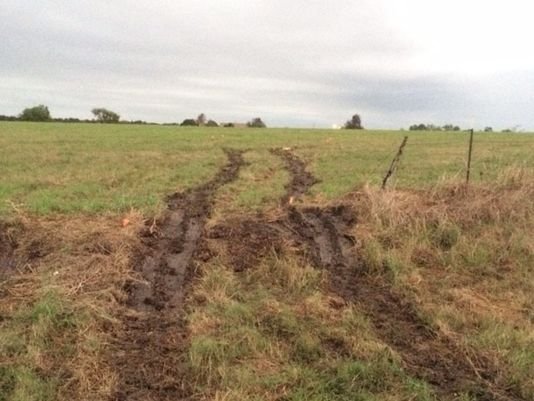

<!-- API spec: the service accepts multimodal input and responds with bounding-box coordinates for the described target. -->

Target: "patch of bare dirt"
[111,149,245,401]
[208,217,286,272]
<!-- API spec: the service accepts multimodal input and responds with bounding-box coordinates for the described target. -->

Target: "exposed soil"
[112,149,245,401]
[208,217,286,272]
[270,148,524,401]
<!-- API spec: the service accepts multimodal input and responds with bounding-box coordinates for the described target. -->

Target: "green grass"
[1,121,533,400]
[0,291,80,401]
[1,122,533,215]
[188,257,436,401]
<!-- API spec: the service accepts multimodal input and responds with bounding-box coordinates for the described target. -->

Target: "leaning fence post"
[382,136,408,190]
[466,129,474,186]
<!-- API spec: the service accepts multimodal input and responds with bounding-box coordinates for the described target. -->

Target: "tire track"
[112,149,245,401]
[272,147,523,401]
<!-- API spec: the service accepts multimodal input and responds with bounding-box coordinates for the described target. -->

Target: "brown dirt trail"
[111,149,245,401]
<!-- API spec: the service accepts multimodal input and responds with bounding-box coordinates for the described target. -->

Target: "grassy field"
[1,122,533,215]
[1,122,533,401]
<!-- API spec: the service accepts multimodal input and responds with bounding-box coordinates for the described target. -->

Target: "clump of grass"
[353,168,534,398]
[187,255,436,400]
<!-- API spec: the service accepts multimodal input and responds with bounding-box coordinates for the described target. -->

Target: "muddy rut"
[271,148,523,401]
[112,149,245,401]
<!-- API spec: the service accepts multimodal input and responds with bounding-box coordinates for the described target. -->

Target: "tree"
[484,127,493,132]
[247,117,266,128]
[410,123,460,131]
[206,119,219,127]
[196,113,207,126]
[19,105,51,121]
[92,108,120,123]
[180,118,199,126]
[344,114,363,129]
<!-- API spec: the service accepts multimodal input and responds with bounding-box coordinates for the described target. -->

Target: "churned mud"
[208,217,286,272]
[112,149,245,401]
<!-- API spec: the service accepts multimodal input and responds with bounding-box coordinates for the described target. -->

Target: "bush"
[206,120,219,127]
[180,119,199,127]
[19,105,51,122]
[91,108,120,123]
[247,118,266,128]
[344,114,363,129]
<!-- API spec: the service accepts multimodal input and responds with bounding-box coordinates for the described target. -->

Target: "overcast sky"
[1,0,534,129]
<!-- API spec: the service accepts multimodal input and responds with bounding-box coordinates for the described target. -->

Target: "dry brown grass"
[0,210,145,401]
[352,167,534,399]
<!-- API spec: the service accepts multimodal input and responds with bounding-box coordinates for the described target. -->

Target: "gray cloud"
[1,0,533,130]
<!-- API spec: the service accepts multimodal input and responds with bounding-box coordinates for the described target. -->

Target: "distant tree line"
[178,113,267,128]
[408,124,515,133]
[0,105,522,133]
[409,123,461,131]
[1,106,272,128]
